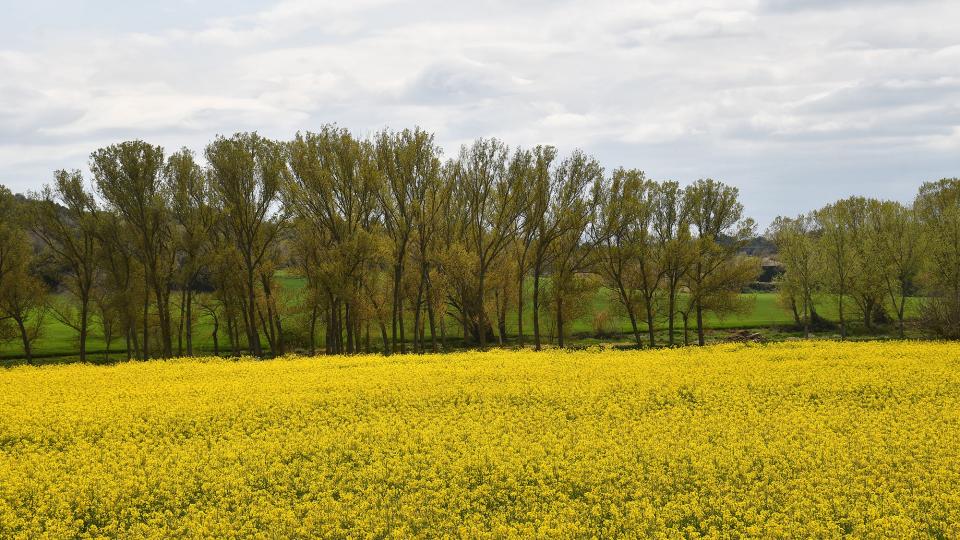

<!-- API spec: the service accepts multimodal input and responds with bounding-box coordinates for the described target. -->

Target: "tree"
[844,197,888,331]
[286,126,383,355]
[166,148,215,356]
[653,181,693,346]
[592,168,660,347]
[547,150,604,348]
[814,201,854,339]
[511,146,556,347]
[451,138,523,349]
[206,132,289,357]
[91,141,174,358]
[684,179,757,346]
[30,171,100,362]
[769,214,818,338]
[871,200,923,338]
[0,188,47,363]
[374,128,440,354]
[914,178,960,338]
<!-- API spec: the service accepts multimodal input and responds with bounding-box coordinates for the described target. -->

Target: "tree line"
[769,180,960,341]
[0,127,957,362]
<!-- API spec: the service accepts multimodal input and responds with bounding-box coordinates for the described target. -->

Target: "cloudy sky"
[1,0,958,226]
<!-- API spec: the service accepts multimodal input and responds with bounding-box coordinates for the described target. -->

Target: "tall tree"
[166,148,214,356]
[547,150,604,348]
[287,126,382,355]
[914,179,960,338]
[452,138,523,349]
[684,179,756,346]
[0,188,47,362]
[91,141,174,358]
[513,146,556,347]
[769,214,819,338]
[872,200,923,338]
[374,128,439,354]
[653,181,693,346]
[814,201,854,339]
[593,168,659,347]
[206,132,289,357]
[30,171,100,362]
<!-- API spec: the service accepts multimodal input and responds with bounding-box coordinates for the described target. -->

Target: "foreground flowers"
[0,341,958,537]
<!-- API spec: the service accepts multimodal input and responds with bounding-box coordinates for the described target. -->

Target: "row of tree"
[0,127,767,362]
[769,179,960,340]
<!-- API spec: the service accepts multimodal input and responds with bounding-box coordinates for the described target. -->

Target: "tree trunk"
[667,281,677,346]
[413,278,424,353]
[16,317,31,364]
[185,288,193,356]
[517,272,525,347]
[346,302,355,354]
[177,287,186,356]
[379,321,390,356]
[245,266,262,357]
[645,300,656,348]
[477,269,487,349]
[142,294,149,360]
[425,277,438,353]
[533,264,542,351]
[211,314,219,357]
[696,300,705,346]
[309,304,318,356]
[391,262,402,355]
[838,293,846,340]
[556,295,565,348]
[79,294,89,362]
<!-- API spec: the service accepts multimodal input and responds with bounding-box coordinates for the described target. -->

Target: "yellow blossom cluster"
[0,341,958,538]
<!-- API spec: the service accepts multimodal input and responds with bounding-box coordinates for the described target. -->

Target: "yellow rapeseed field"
[1,341,959,538]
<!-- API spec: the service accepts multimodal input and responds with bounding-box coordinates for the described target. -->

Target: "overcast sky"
[1,0,958,227]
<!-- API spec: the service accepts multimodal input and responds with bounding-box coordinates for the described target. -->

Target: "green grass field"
[0,273,924,362]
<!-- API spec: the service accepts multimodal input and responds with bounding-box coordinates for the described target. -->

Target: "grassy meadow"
[0,271,924,362]
[0,341,957,537]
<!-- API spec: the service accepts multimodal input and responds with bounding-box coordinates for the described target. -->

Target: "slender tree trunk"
[185,288,193,356]
[667,281,677,347]
[645,299,656,348]
[79,294,89,362]
[556,295,564,348]
[346,302,355,354]
[309,305,318,356]
[413,278,424,353]
[683,312,690,346]
[533,264,542,351]
[16,318,31,364]
[398,296,406,354]
[425,274,438,353]
[379,321,389,356]
[391,262,402,355]
[478,269,487,349]
[696,300,705,346]
[245,266,262,357]
[517,271,525,347]
[211,315,219,357]
[898,295,906,339]
[838,293,846,340]
[177,287,186,356]
[440,309,447,351]
[142,289,150,360]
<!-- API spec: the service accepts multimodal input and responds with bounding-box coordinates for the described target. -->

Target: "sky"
[1,0,958,227]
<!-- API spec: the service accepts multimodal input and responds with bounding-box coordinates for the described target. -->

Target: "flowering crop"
[1,341,958,538]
